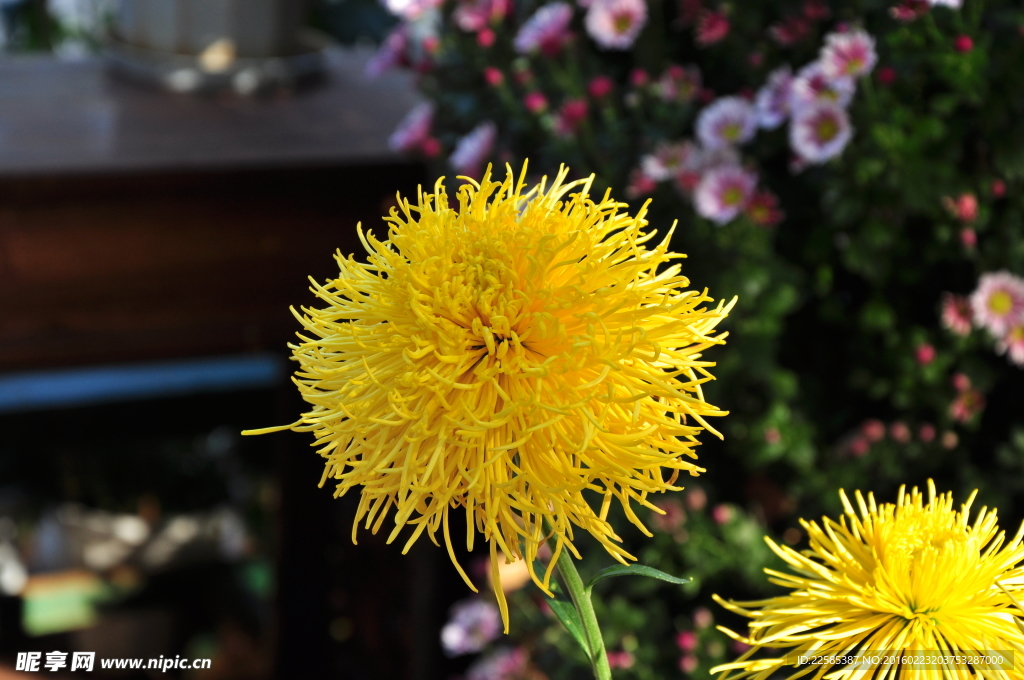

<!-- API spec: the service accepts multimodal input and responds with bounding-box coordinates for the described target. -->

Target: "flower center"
[988,290,1014,316]
[722,186,744,206]
[721,122,741,141]
[613,12,634,34]
[815,117,839,142]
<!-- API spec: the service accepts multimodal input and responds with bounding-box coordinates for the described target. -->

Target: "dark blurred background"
[0,2,474,678]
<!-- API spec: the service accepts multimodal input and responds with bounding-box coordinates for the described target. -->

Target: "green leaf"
[585,564,691,591]
[547,597,592,660]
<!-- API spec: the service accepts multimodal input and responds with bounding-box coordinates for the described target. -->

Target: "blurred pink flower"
[993,179,1007,198]
[695,166,757,224]
[916,343,936,365]
[755,66,793,129]
[919,423,936,443]
[388,102,434,153]
[641,140,697,181]
[745,190,784,227]
[588,75,614,98]
[484,67,504,86]
[790,62,855,110]
[891,0,930,21]
[960,228,977,250]
[952,372,971,392]
[467,647,530,680]
[890,421,911,444]
[820,29,877,78]
[763,426,782,444]
[943,192,978,222]
[686,487,707,512]
[585,0,647,50]
[970,271,1024,336]
[997,323,1024,366]
[849,436,870,457]
[453,0,510,31]
[625,167,657,198]
[382,0,441,20]
[877,66,897,85]
[676,630,698,651]
[514,2,573,55]
[693,607,714,629]
[954,34,973,53]
[712,504,734,525]
[656,64,702,102]
[803,0,830,20]
[861,419,885,442]
[696,96,757,149]
[441,599,503,656]
[652,498,687,533]
[949,388,985,423]
[366,26,408,78]
[607,651,635,669]
[680,655,699,673]
[524,91,548,113]
[695,10,729,46]
[770,15,811,46]
[449,121,497,176]
[555,98,589,135]
[630,67,649,87]
[790,102,852,163]
[941,293,973,336]
[942,430,959,449]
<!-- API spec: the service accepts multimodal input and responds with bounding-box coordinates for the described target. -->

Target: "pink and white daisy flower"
[388,102,434,153]
[453,0,510,32]
[449,121,497,176]
[382,0,440,20]
[694,166,757,224]
[640,140,697,181]
[695,96,757,149]
[997,323,1024,366]
[789,101,852,163]
[970,271,1024,337]
[754,66,793,129]
[674,143,740,193]
[440,599,502,657]
[513,3,573,55]
[819,29,877,79]
[790,61,855,111]
[941,293,973,336]
[584,0,647,50]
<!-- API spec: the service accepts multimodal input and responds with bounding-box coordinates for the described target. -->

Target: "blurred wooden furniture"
[0,51,422,374]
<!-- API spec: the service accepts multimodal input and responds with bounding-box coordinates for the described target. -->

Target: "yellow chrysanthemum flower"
[246,162,733,629]
[713,481,1024,680]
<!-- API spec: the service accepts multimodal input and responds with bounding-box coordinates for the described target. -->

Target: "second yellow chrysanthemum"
[248,162,733,628]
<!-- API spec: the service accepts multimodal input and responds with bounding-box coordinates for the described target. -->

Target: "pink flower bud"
[960,228,977,249]
[588,75,614,98]
[877,66,896,85]
[861,419,885,443]
[484,67,504,86]
[676,631,698,651]
[889,421,911,444]
[919,423,936,443]
[524,91,548,113]
[630,68,649,87]
[916,344,936,365]
[849,437,870,457]
[477,28,496,47]
[952,372,971,392]
[993,179,1006,198]
[954,35,973,53]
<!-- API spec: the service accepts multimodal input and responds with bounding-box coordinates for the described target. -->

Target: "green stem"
[555,550,612,680]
